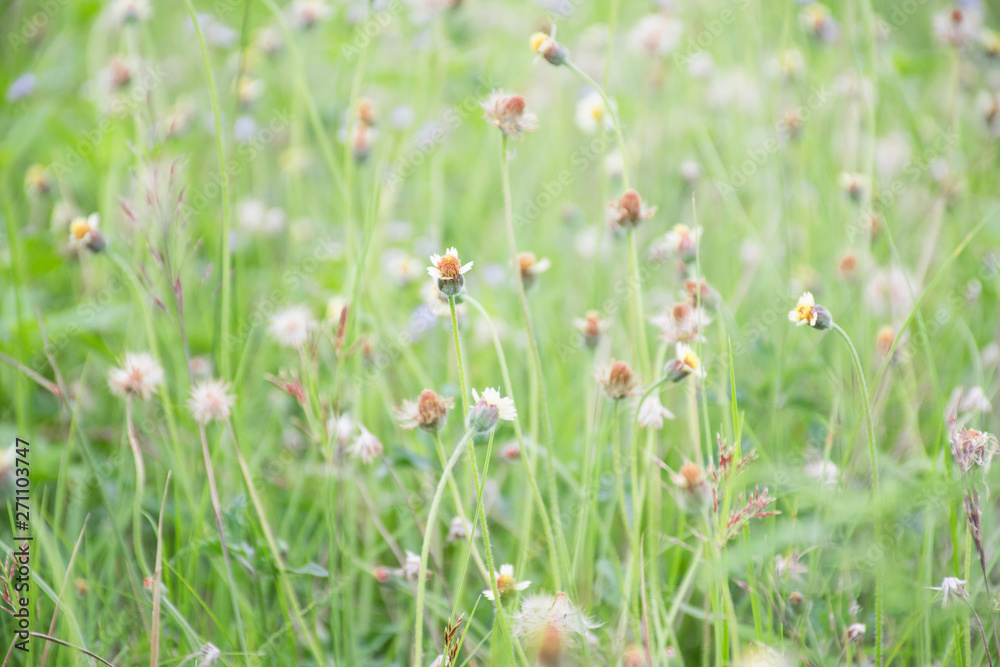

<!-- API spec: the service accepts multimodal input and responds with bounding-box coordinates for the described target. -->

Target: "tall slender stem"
[124,397,149,577]
[831,322,882,663]
[499,134,570,574]
[182,0,231,381]
[566,61,629,190]
[198,425,249,665]
[446,295,516,662]
[413,431,473,666]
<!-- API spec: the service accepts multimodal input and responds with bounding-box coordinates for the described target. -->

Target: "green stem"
[566,61,630,190]
[413,431,474,665]
[463,295,563,590]
[448,297,470,420]
[499,134,570,580]
[831,322,882,663]
[124,397,150,578]
[181,0,231,381]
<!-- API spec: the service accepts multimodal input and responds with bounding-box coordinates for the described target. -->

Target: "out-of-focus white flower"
[933,7,981,46]
[774,552,809,581]
[109,0,151,27]
[513,592,598,653]
[769,49,805,79]
[399,550,422,580]
[679,158,701,183]
[383,250,421,286]
[347,426,383,464]
[629,13,683,57]
[188,379,236,424]
[288,0,332,29]
[269,305,317,348]
[327,413,354,445]
[637,394,675,429]
[946,386,992,425]
[845,623,866,642]
[237,199,286,236]
[649,302,710,345]
[927,577,968,607]
[574,90,614,134]
[804,459,839,487]
[108,352,165,400]
[863,267,917,321]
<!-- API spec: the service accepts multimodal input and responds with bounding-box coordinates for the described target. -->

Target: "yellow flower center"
[794,303,815,324]
[437,255,462,279]
[530,32,549,54]
[682,350,700,370]
[70,219,92,240]
[496,573,515,595]
[590,105,604,120]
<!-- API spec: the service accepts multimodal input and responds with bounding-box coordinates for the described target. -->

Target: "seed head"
[928,577,968,608]
[606,190,656,229]
[396,389,455,433]
[573,310,610,348]
[482,90,538,139]
[269,305,317,348]
[517,252,551,289]
[108,352,165,400]
[597,360,641,400]
[188,379,235,424]
[347,426,383,464]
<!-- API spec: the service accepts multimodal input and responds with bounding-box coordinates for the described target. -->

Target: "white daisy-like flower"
[483,564,531,601]
[656,224,701,262]
[347,426,383,464]
[188,379,236,424]
[68,213,102,250]
[427,247,473,281]
[788,292,819,327]
[927,576,968,607]
[383,251,421,286]
[108,352,165,400]
[574,90,614,135]
[471,387,517,422]
[269,305,317,348]
[636,394,675,429]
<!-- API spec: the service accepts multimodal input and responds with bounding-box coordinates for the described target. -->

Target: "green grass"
[2,0,1000,665]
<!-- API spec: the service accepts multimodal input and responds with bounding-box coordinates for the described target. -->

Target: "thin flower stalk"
[463,295,563,590]
[499,133,571,578]
[124,397,149,577]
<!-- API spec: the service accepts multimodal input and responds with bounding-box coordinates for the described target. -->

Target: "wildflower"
[803,458,839,487]
[383,251,420,286]
[481,91,538,139]
[574,90,613,134]
[637,394,675,429]
[347,426,383,464]
[671,462,712,513]
[447,516,478,542]
[573,310,610,349]
[530,27,569,66]
[787,591,808,617]
[772,48,805,79]
[6,73,35,103]
[950,428,998,475]
[845,622,866,643]
[399,551,423,580]
[800,3,839,42]
[189,356,214,378]
[24,164,50,196]
[928,577,968,607]
[483,564,531,601]
[838,252,858,279]
[679,159,701,183]
[289,0,331,30]
[661,224,700,263]
[774,552,809,581]
[945,386,991,426]
[629,13,683,57]
[981,29,1000,57]
[500,442,521,461]
[469,387,516,433]
[513,592,597,659]
[779,108,803,139]
[373,566,392,583]
[395,389,454,433]
[596,360,641,400]
[683,278,715,308]
[933,7,980,47]
[269,305,317,348]
[787,292,833,330]
[664,343,703,383]
[68,213,106,253]
[108,352,164,400]
[649,302,709,345]
[110,0,151,26]
[606,190,656,230]
[188,379,236,425]
[838,172,868,201]
[517,252,551,289]
[427,247,473,297]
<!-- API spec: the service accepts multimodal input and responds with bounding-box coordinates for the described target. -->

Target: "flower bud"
[468,399,500,434]
[531,31,569,66]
